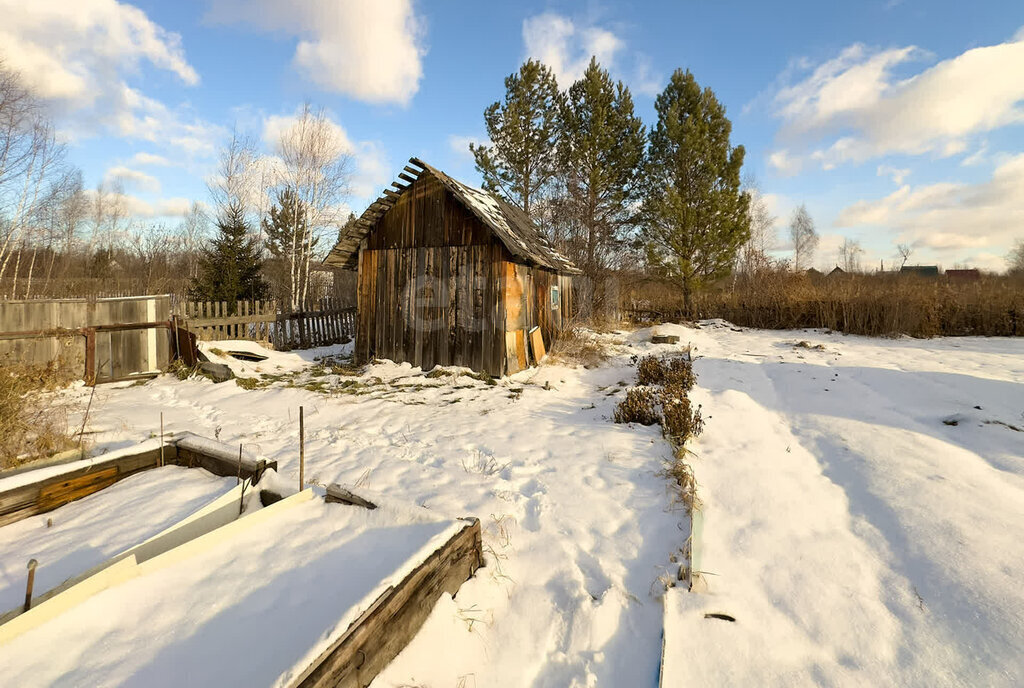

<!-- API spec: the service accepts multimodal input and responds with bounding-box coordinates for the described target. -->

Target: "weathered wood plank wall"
[0,295,171,382]
[355,173,573,376]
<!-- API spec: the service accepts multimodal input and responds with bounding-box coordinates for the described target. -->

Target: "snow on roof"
[324,158,580,275]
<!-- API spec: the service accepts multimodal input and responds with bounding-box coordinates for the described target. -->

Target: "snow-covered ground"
[2,323,1020,686]
[662,321,1024,687]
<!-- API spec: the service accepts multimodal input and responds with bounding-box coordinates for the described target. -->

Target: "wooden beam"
[397,172,416,184]
[289,519,483,688]
[402,165,422,177]
[383,189,401,199]
[325,484,377,509]
[0,446,178,527]
[390,181,408,191]
[408,157,427,170]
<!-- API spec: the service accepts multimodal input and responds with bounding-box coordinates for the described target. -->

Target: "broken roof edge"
[323,157,581,275]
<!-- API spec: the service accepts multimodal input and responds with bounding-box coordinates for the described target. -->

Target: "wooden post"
[299,406,305,491]
[84,329,96,385]
[238,444,247,515]
[24,559,38,612]
[159,412,165,468]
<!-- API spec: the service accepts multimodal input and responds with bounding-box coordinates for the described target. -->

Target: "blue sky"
[3,0,1023,271]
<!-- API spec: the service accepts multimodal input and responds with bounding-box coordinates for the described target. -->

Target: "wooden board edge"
[0,445,178,526]
[291,518,483,688]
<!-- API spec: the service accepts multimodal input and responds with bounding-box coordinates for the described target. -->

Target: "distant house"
[900,265,940,277]
[827,266,846,278]
[323,157,580,377]
[945,268,981,282]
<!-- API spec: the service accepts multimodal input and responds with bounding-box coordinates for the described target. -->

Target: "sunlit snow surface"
[1,324,1020,686]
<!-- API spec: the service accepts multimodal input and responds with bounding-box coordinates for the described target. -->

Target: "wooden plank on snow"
[529,326,546,363]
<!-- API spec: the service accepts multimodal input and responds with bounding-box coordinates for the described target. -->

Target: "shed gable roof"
[323,157,580,274]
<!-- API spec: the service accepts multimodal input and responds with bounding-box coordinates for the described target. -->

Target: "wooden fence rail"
[178,298,355,350]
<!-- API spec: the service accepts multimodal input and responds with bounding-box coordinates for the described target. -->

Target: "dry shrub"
[0,361,78,469]
[615,351,705,516]
[684,271,1024,337]
[636,354,696,390]
[615,354,704,443]
[661,384,704,443]
[613,387,661,425]
[547,324,611,368]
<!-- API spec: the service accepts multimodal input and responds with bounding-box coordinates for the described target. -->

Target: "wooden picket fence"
[178,297,355,350]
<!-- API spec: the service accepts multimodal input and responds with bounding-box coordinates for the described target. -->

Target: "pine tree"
[559,58,646,278]
[471,59,562,218]
[190,203,267,312]
[641,69,750,312]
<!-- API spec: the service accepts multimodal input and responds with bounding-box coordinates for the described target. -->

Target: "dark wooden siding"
[355,174,572,377]
[363,174,492,250]
[357,243,506,376]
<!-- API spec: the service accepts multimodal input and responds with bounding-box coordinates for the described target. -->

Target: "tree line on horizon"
[0,55,1022,312]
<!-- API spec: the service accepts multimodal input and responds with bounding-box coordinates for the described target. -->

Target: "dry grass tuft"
[547,325,612,368]
[662,451,701,515]
[0,361,78,469]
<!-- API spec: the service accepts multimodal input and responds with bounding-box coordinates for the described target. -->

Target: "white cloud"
[523,13,624,87]
[770,32,1024,169]
[129,152,172,167]
[0,0,223,160]
[960,143,989,167]
[448,134,488,159]
[767,149,803,176]
[205,0,425,105]
[260,108,390,203]
[835,153,1024,268]
[521,12,661,94]
[104,165,161,193]
[0,0,197,100]
[876,165,910,185]
[631,54,663,97]
[84,189,192,219]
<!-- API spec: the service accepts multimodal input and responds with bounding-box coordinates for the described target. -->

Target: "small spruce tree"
[190,203,267,312]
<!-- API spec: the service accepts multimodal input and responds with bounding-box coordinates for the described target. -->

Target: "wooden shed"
[323,157,580,376]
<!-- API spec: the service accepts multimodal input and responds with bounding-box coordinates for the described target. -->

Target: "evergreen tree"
[471,59,562,218]
[262,188,319,310]
[641,69,750,312]
[190,203,266,312]
[559,58,646,278]
[337,211,357,245]
[263,188,316,260]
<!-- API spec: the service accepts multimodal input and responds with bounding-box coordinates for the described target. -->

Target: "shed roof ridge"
[323,157,580,274]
